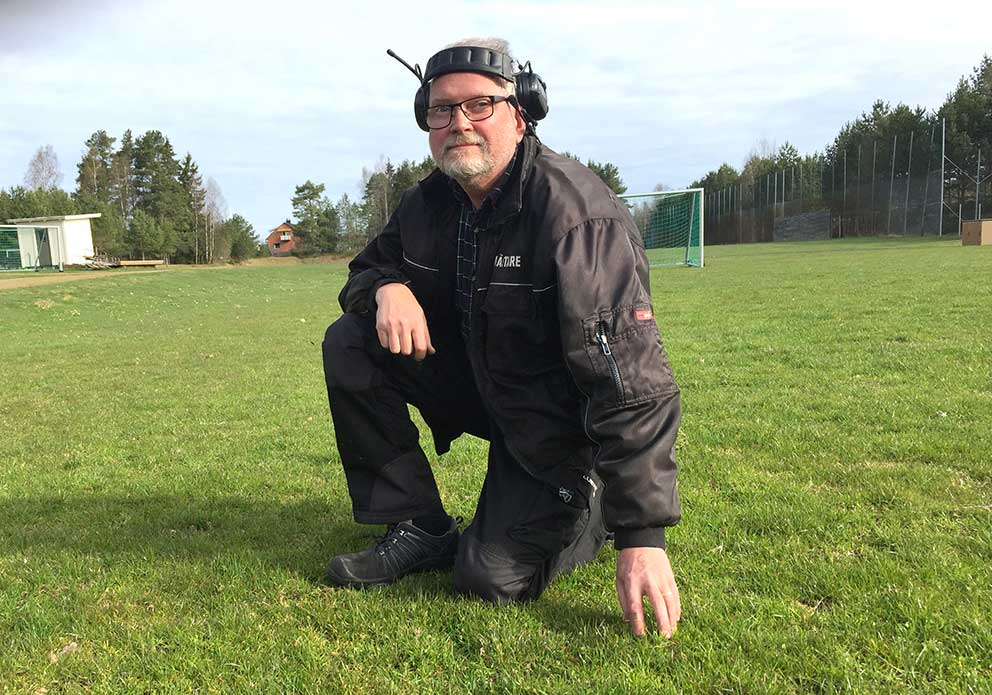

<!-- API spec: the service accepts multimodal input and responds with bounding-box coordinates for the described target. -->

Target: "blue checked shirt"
[452,151,518,340]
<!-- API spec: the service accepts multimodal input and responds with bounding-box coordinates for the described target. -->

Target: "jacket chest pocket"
[400,252,440,313]
[481,285,560,375]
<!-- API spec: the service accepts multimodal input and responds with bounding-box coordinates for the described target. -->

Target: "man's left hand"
[615,547,681,638]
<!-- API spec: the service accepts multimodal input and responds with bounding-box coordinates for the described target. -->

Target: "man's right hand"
[375,283,436,361]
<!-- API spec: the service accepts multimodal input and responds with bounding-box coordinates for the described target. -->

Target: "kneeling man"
[322,38,682,637]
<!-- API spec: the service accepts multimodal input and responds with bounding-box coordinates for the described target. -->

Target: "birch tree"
[23,145,63,190]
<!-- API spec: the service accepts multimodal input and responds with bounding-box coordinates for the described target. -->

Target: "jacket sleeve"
[337,194,410,314]
[554,216,681,550]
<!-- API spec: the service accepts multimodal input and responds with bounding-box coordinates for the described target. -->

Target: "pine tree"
[291,180,339,255]
[0,186,77,219]
[178,153,207,263]
[586,159,627,195]
[76,131,117,200]
[226,214,258,262]
[336,193,367,253]
[126,209,163,259]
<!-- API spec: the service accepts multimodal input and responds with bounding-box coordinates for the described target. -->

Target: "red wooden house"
[266,221,297,256]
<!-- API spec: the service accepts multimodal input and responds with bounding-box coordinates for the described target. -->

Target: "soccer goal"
[619,188,704,268]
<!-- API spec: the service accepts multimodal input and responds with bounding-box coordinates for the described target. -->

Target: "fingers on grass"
[648,585,673,639]
[667,585,682,626]
[621,584,647,637]
[628,601,647,637]
[615,577,628,620]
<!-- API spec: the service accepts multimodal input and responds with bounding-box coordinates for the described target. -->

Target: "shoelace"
[373,525,427,574]
[372,516,463,557]
[374,524,406,556]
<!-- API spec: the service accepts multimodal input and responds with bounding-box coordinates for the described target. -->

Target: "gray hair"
[443,37,516,96]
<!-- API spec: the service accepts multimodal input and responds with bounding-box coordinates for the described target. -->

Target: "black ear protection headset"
[387,46,548,132]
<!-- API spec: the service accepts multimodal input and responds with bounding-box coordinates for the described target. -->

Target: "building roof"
[6,213,103,224]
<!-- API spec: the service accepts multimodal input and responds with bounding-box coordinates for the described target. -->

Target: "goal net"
[620,188,704,267]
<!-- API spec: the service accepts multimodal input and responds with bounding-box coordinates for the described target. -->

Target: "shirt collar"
[448,146,520,218]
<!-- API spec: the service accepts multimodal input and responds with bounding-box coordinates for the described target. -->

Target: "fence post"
[977,148,982,220]
[887,134,898,234]
[857,143,863,233]
[829,159,834,236]
[921,124,935,235]
[843,150,848,237]
[738,181,742,244]
[762,172,775,238]
[799,161,804,238]
[939,118,945,236]
[750,178,755,243]
[903,130,914,234]
[872,140,878,232]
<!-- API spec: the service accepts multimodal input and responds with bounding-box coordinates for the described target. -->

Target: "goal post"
[619,188,704,268]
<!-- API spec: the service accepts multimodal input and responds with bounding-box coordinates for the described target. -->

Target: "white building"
[1,213,100,271]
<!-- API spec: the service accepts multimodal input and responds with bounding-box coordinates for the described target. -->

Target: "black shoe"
[325,517,459,588]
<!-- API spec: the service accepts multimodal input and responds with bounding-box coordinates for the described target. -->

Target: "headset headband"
[387,45,549,132]
[422,46,516,84]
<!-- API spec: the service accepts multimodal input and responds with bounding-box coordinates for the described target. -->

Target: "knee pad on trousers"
[453,532,540,604]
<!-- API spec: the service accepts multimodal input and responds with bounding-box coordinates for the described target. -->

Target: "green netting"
[0,227,21,271]
[621,189,704,267]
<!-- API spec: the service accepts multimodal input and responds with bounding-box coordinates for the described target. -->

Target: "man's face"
[428,71,526,187]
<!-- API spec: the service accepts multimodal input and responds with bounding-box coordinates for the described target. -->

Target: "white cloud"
[2,0,990,232]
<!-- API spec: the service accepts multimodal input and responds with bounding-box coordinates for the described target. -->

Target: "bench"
[119,259,166,268]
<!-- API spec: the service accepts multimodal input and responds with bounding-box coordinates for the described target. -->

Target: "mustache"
[444,134,487,152]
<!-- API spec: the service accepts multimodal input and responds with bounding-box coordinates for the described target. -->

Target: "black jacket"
[338,135,681,549]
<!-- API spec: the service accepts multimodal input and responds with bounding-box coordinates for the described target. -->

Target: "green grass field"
[1,237,990,694]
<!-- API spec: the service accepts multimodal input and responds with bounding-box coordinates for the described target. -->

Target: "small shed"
[1,213,101,271]
[962,219,992,246]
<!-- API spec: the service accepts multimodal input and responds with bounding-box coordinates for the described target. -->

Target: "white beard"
[436,135,494,182]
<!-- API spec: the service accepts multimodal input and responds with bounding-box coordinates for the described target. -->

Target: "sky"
[2,0,990,237]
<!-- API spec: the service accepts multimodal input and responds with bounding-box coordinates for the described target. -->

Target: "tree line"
[2,129,257,263]
[286,155,630,258]
[286,151,629,258]
[4,130,631,264]
[691,55,992,217]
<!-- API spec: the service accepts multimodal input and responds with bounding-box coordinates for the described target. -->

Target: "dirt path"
[0,270,172,291]
[0,255,349,291]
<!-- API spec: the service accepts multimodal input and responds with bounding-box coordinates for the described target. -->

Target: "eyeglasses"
[426,95,514,129]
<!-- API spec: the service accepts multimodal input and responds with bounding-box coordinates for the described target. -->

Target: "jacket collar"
[420,134,540,226]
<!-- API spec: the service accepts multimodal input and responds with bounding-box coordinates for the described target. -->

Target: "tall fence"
[704,119,991,245]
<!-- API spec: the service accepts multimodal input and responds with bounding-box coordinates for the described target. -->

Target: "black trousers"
[322,312,608,602]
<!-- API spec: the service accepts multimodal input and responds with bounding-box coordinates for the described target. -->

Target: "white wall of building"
[61,218,95,265]
[16,228,39,268]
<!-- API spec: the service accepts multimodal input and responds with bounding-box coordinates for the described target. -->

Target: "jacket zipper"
[596,322,625,405]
